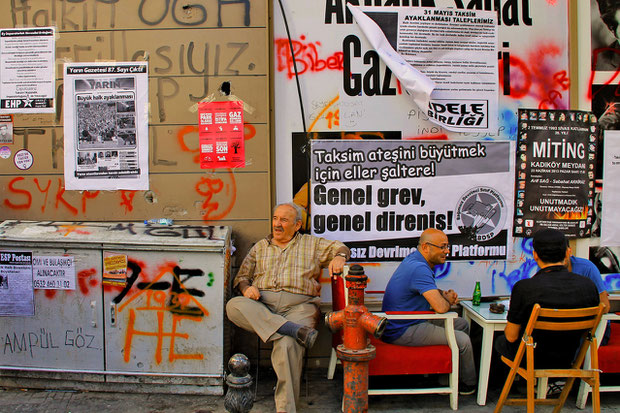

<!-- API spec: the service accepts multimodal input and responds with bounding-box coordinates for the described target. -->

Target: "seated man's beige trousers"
[226,290,320,413]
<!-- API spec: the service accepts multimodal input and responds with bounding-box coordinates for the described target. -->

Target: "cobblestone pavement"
[1,369,620,412]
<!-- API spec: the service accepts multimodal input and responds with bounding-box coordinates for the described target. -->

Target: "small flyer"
[102,251,128,286]
[0,27,55,113]
[32,255,76,290]
[0,250,35,316]
[513,109,597,238]
[198,100,245,169]
[0,114,13,143]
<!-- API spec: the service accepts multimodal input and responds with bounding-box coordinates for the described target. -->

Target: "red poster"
[198,100,245,169]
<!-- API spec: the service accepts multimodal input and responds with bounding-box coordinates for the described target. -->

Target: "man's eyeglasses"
[426,242,450,251]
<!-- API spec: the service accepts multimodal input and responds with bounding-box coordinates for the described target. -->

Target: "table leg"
[477,325,494,406]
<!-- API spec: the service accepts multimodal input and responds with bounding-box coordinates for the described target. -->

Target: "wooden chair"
[328,271,459,410]
[494,303,605,413]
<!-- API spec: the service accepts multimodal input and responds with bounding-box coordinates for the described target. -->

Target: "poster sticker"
[198,100,245,169]
[32,255,76,290]
[102,251,127,286]
[63,62,149,190]
[0,146,10,159]
[0,27,55,113]
[0,114,13,143]
[513,109,596,238]
[0,250,35,316]
[14,148,33,170]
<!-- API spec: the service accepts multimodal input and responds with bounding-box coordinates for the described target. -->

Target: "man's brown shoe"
[296,326,318,349]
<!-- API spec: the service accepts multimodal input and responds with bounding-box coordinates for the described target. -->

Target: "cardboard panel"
[0,1,267,31]
[0,171,268,220]
[0,123,268,174]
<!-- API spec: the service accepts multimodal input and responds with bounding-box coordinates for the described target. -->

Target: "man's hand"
[442,289,459,305]
[329,255,346,280]
[242,285,261,300]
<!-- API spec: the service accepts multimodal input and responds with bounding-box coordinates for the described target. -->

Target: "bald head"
[418,228,449,268]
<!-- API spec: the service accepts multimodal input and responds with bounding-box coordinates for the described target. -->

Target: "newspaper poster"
[513,109,597,238]
[63,62,149,190]
[198,100,245,169]
[601,131,620,246]
[0,250,34,316]
[310,140,514,261]
[32,255,76,290]
[349,6,498,133]
[0,27,55,113]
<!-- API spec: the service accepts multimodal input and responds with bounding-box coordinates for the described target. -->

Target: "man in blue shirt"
[568,253,611,345]
[381,228,476,395]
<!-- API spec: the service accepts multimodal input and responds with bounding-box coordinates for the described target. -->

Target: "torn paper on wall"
[348,5,498,133]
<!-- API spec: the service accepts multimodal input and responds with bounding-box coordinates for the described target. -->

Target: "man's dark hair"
[597,0,620,37]
[532,228,568,263]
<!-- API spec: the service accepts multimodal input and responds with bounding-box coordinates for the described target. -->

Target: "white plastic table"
[460,300,508,406]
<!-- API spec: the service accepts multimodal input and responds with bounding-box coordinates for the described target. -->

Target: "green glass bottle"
[472,281,481,306]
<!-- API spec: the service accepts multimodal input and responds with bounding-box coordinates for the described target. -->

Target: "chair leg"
[537,377,548,399]
[591,375,601,413]
[327,348,337,379]
[449,372,458,410]
[527,373,535,413]
[255,335,261,400]
[576,380,591,409]
[494,364,518,413]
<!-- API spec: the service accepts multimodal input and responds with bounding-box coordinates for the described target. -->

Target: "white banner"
[311,140,515,261]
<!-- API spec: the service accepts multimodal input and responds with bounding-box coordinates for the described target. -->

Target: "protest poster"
[0,27,55,113]
[310,140,514,261]
[513,109,597,238]
[198,100,245,169]
[32,255,76,290]
[349,6,498,133]
[63,62,149,190]
[0,251,34,316]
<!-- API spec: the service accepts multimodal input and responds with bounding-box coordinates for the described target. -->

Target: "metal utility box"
[0,220,231,395]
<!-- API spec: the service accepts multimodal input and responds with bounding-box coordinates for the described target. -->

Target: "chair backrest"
[331,265,349,312]
[524,303,605,336]
[519,303,605,368]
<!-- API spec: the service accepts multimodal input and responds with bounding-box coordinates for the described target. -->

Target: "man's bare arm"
[422,289,451,313]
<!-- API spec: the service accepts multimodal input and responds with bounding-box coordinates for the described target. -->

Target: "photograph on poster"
[0,114,13,144]
[591,0,620,71]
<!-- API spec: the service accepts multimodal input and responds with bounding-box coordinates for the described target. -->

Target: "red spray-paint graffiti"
[275,36,344,79]
[499,43,569,110]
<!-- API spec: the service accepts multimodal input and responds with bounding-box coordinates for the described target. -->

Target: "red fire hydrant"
[325,264,387,413]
